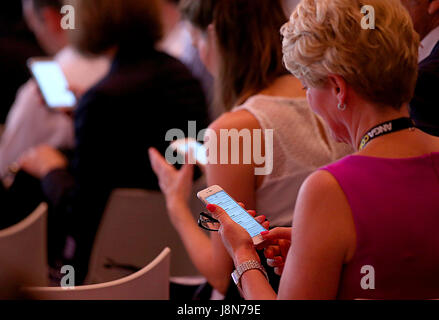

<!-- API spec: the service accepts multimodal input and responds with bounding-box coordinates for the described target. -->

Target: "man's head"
[401,0,439,40]
[22,0,68,54]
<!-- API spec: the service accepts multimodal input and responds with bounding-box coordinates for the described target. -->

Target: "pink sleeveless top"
[322,152,439,299]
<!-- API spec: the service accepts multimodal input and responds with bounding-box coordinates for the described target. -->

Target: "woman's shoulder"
[208,108,261,133]
[238,94,308,111]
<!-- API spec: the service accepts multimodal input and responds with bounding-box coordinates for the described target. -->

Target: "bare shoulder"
[208,109,261,132]
[297,169,351,217]
[294,170,356,262]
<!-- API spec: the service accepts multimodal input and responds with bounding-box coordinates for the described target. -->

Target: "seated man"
[0,0,109,180]
[402,0,439,136]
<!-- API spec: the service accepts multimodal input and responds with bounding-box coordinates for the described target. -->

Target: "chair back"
[0,203,48,287]
[85,178,206,284]
[23,247,170,300]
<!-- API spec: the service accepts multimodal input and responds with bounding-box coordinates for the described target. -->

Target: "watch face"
[231,271,240,285]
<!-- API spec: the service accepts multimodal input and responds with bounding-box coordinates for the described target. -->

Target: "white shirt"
[0,46,110,178]
[419,25,439,62]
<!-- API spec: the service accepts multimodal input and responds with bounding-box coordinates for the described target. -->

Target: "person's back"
[323,150,439,299]
[74,45,208,192]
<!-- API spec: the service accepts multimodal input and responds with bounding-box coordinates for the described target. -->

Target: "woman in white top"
[149,0,351,296]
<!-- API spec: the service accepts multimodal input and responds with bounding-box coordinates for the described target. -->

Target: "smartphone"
[197,185,266,245]
[27,58,77,109]
[170,138,208,166]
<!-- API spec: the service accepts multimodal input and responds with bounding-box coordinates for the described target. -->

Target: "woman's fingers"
[274,266,284,276]
[266,256,284,268]
[261,227,292,242]
[149,147,178,184]
[254,214,266,224]
[149,148,171,175]
[264,244,281,258]
[261,220,269,230]
[180,163,194,181]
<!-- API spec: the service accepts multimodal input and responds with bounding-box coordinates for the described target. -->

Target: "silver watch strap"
[231,260,268,289]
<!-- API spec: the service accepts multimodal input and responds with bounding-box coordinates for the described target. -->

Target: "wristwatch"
[231,260,268,289]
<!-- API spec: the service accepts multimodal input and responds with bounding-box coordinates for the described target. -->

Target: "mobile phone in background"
[170,138,208,166]
[197,185,266,245]
[27,58,77,109]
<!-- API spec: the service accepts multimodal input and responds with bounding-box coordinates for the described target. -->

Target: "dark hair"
[68,0,163,55]
[180,0,288,110]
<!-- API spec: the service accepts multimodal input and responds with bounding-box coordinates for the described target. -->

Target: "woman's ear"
[428,0,439,15]
[327,74,347,106]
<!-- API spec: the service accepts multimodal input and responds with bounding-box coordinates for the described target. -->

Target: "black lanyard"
[359,117,415,151]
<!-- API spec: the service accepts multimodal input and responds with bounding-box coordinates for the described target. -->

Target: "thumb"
[206,204,231,224]
[180,163,194,180]
[261,227,292,242]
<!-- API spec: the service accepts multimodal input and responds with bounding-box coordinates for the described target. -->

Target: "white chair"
[0,203,49,287]
[22,247,170,300]
[85,178,206,285]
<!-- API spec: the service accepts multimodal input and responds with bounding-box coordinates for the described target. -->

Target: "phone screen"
[205,190,266,238]
[30,60,76,108]
[175,140,207,165]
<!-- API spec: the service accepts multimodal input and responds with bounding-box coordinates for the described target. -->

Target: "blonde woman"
[208,0,439,299]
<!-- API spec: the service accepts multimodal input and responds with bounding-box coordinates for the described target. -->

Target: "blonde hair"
[281,0,420,109]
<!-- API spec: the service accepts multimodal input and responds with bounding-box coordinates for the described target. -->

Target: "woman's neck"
[349,103,411,151]
[257,75,306,99]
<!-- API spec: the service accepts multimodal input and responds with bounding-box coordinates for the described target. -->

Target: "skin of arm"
[150,109,263,294]
[221,170,356,300]
[203,109,262,294]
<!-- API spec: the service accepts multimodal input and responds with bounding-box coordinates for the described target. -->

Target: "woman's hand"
[19,145,68,179]
[149,147,194,225]
[207,204,264,265]
[260,228,292,276]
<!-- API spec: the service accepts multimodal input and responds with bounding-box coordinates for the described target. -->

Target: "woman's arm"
[204,110,263,293]
[150,109,262,294]
[278,170,356,299]
[212,170,356,300]
[149,145,256,294]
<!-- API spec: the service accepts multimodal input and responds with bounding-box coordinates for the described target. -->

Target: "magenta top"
[322,152,439,299]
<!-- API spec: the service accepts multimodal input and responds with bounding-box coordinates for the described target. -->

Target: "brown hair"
[68,0,163,55]
[180,0,288,111]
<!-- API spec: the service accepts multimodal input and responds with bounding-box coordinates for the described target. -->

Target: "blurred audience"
[212,0,439,300]
[150,0,351,299]
[0,1,44,123]
[159,0,216,120]
[2,0,208,284]
[0,0,110,180]
[402,0,439,136]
